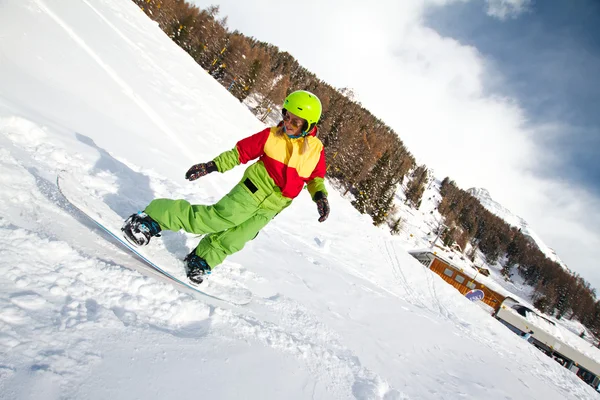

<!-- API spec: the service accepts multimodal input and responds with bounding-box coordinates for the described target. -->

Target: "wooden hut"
[409,249,506,313]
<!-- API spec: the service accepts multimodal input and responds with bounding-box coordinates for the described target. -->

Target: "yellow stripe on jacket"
[263,127,323,178]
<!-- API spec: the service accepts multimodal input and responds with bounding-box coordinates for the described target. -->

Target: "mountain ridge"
[467,187,567,268]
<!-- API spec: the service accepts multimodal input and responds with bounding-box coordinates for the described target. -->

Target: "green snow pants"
[144,178,292,268]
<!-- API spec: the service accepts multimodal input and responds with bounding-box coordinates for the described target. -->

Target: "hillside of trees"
[131,0,600,336]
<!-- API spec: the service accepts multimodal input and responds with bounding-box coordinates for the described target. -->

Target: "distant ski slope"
[468,187,566,266]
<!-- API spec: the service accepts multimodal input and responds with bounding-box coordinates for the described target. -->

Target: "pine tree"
[405,165,428,208]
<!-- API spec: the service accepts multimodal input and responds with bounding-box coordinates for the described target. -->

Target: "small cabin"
[409,249,506,312]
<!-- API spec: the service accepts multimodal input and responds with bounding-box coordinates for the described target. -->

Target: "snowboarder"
[122,90,330,284]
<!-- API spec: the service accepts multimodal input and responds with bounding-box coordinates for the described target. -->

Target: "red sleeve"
[236,127,271,164]
[307,148,327,180]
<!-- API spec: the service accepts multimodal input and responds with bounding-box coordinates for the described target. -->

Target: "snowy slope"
[0,0,598,399]
[468,187,566,266]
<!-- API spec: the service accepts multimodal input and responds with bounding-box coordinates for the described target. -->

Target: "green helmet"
[283,90,322,132]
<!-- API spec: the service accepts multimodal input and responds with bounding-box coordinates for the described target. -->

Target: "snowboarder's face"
[283,111,306,134]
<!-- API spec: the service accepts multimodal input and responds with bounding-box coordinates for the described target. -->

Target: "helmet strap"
[286,127,310,139]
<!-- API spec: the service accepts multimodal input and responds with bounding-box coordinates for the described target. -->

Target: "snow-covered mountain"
[467,188,566,267]
[0,1,596,399]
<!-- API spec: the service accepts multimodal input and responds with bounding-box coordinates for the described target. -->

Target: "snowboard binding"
[184,252,211,285]
[122,212,161,247]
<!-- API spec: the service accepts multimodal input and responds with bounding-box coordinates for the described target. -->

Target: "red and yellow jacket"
[213,125,328,201]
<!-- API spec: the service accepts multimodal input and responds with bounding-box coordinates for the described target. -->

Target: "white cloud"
[189,0,600,290]
[485,0,532,20]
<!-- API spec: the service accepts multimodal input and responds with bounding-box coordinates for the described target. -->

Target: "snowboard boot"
[122,212,161,247]
[184,252,211,285]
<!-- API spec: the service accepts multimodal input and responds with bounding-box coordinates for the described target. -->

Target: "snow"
[0,0,598,399]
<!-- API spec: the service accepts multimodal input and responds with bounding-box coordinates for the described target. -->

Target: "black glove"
[314,191,330,222]
[185,161,218,181]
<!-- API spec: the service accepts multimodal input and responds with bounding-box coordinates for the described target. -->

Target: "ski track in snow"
[78,0,200,108]
[31,0,198,164]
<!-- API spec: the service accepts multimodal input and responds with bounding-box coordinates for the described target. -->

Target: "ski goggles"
[283,111,306,130]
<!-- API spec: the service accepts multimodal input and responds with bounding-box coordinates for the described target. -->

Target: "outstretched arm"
[214,127,272,172]
[186,127,272,180]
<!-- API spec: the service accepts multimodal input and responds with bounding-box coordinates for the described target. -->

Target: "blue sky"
[427,0,600,196]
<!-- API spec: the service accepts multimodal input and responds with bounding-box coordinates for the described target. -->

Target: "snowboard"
[56,172,252,306]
